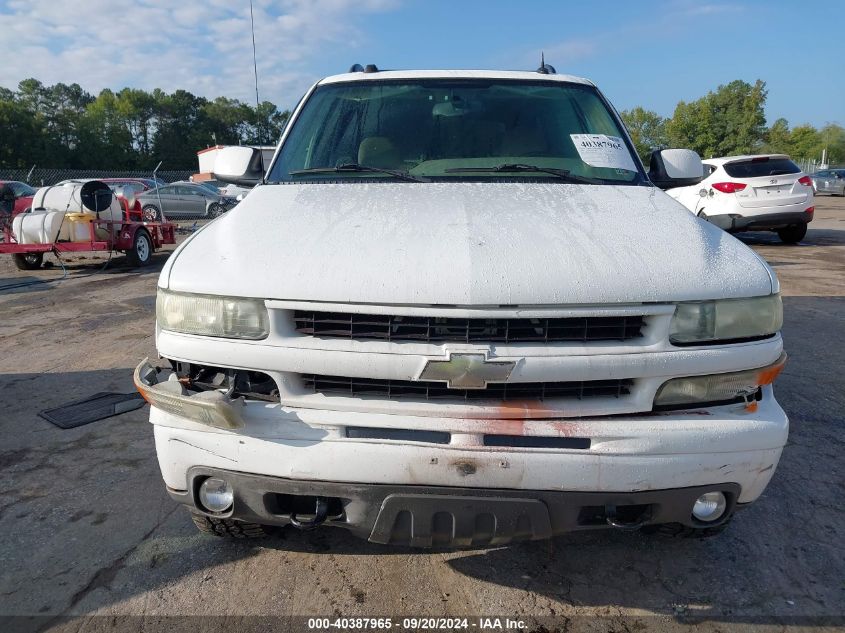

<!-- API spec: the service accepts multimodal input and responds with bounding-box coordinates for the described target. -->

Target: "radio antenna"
[249,0,265,183]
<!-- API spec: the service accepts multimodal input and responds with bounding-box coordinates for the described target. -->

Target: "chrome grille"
[301,375,633,401]
[293,311,645,343]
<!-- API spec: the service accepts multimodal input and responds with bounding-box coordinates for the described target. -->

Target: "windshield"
[268,79,643,184]
[196,182,222,195]
[11,182,35,196]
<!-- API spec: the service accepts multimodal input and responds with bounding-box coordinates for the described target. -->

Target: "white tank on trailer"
[31,181,123,222]
[14,181,124,244]
[12,210,65,244]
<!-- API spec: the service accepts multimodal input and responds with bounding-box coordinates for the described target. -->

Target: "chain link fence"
[793,159,844,175]
[0,168,193,186]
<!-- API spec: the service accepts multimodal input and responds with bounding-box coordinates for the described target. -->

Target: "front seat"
[358,137,401,168]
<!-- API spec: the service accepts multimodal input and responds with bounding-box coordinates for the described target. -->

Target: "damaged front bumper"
[173,466,742,547]
[134,358,245,430]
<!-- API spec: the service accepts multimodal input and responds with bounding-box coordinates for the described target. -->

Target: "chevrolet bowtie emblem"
[418,353,516,389]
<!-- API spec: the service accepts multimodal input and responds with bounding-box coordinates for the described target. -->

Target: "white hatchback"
[667,154,814,243]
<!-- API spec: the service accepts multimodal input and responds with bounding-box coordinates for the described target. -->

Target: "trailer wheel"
[126,229,153,267]
[12,252,44,270]
[142,205,161,222]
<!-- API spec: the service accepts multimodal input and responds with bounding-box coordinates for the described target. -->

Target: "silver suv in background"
[137,181,237,220]
[810,169,845,196]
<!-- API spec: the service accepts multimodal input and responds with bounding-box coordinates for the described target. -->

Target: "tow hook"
[604,504,651,530]
[290,497,330,530]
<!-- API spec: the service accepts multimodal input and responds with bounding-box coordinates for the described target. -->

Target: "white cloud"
[0,0,399,108]
[530,1,743,68]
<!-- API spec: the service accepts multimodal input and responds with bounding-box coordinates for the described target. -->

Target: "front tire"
[13,252,44,270]
[777,223,807,244]
[126,229,153,267]
[208,203,225,218]
[190,511,269,538]
[142,205,161,222]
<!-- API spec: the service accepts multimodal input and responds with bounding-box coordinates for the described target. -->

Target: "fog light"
[198,477,234,512]
[692,491,727,522]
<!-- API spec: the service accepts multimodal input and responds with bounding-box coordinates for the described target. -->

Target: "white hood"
[162,182,774,305]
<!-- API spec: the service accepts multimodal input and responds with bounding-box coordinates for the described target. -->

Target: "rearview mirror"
[648,149,704,190]
[213,147,265,186]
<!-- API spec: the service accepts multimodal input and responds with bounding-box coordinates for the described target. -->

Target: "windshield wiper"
[290,163,427,183]
[445,163,601,184]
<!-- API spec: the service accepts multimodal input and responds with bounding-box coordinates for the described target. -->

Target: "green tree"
[668,79,767,157]
[151,89,210,168]
[818,123,845,164]
[620,107,668,162]
[203,97,253,146]
[115,88,157,158]
[762,117,791,154]
[0,97,44,168]
[788,124,823,161]
[78,89,136,168]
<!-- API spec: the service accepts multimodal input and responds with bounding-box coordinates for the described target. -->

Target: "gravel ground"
[1,200,843,632]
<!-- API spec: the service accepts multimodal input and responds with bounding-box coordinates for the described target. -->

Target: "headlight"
[156,289,268,339]
[654,354,786,408]
[669,294,782,344]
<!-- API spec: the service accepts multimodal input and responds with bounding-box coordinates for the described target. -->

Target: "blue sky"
[1,0,841,128]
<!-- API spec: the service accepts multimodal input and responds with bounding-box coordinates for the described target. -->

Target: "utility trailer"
[0,215,176,270]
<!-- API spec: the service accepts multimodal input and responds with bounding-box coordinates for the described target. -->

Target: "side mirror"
[213,146,266,186]
[648,148,704,190]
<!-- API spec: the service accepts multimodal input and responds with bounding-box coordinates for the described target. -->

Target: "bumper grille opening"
[171,360,279,402]
[346,427,451,444]
[265,494,345,521]
[578,504,652,526]
[483,435,591,449]
[301,375,632,402]
[294,311,645,343]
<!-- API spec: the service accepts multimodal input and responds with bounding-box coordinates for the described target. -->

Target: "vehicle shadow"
[0,251,170,295]
[0,275,58,294]
[0,297,843,624]
[737,225,845,247]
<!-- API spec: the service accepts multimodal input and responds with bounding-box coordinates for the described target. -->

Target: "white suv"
[667,154,815,243]
[136,66,788,546]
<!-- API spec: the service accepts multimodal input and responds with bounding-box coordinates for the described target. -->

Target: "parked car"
[0,180,35,214]
[666,154,814,243]
[136,66,788,546]
[136,181,236,220]
[810,168,845,196]
[195,178,253,200]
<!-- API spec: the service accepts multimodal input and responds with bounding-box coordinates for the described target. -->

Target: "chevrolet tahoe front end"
[138,69,788,546]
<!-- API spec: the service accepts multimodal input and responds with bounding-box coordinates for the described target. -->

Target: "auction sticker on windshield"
[570,134,637,171]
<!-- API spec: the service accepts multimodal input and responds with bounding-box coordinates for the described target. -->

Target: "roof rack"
[349,63,380,73]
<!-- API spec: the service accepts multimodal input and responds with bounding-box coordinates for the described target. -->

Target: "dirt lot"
[1,198,843,632]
